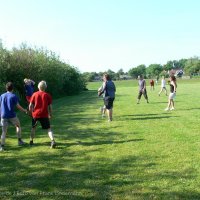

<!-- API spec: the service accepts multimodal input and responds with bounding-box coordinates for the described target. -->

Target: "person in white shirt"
[158,76,167,96]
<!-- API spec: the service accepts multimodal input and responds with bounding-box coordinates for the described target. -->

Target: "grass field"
[0,78,200,200]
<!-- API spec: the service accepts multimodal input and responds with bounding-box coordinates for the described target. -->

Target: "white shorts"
[169,92,176,100]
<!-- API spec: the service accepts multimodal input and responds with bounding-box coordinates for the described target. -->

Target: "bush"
[0,43,86,99]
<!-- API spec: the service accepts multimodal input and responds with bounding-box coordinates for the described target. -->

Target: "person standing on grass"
[165,75,177,111]
[24,78,35,103]
[150,79,155,91]
[0,82,27,151]
[99,74,116,122]
[137,75,149,104]
[158,76,167,96]
[29,80,56,148]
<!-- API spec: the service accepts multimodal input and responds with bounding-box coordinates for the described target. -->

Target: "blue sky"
[0,0,200,72]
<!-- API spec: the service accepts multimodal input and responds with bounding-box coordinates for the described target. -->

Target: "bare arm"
[48,104,52,118]
[143,80,146,90]
[172,81,176,93]
[16,103,27,113]
[29,102,34,113]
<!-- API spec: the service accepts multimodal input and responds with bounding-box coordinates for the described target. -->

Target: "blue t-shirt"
[102,80,116,98]
[0,92,19,118]
[25,83,34,96]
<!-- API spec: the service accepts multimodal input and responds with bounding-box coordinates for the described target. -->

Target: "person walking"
[0,82,27,151]
[158,76,167,96]
[137,75,149,104]
[29,80,56,148]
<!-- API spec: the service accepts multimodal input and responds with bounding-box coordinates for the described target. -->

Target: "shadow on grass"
[121,114,179,121]
[0,152,198,200]
[67,138,144,147]
[0,90,198,199]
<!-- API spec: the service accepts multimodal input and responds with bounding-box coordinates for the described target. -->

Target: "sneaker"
[18,140,26,146]
[170,107,175,111]
[108,118,112,122]
[0,145,4,152]
[30,140,34,145]
[50,141,56,149]
[164,108,170,111]
[102,114,106,118]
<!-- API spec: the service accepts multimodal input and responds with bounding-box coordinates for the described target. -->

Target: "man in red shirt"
[29,80,56,148]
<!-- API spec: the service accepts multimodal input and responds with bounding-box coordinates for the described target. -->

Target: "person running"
[137,75,149,104]
[24,78,35,103]
[99,74,116,122]
[0,82,27,151]
[165,75,177,111]
[150,79,155,91]
[29,80,56,148]
[158,76,167,96]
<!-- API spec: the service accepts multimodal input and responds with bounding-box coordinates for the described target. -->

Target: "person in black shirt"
[165,75,177,111]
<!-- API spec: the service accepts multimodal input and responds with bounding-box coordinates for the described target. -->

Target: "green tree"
[146,64,163,78]
[128,64,146,78]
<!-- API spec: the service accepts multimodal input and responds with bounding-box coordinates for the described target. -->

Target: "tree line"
[83,57,200,81]
[0,41,86,101]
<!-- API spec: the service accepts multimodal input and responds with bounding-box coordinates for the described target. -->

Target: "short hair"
[6,82,13,91]
[38,81,47,91]
[24,78,28,83]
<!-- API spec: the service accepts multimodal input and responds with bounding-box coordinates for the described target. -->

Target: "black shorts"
[104,97,115,110]
[32,118,50,129]
[138,89,148,100]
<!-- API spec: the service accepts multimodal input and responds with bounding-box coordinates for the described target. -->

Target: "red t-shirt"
[30,91,52,118]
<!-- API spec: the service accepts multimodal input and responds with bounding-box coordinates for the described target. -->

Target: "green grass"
[0,78,200,199]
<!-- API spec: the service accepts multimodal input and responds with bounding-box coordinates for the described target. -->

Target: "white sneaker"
[164,108,170,111]
[170,107,175,110]
[102,114,106,118]
[0,145,4,152]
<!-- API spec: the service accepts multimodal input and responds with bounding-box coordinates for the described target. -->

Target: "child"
[29,81,56,148]
[24,78,35,103]
[150,79,155,91]
[0,82,27,151]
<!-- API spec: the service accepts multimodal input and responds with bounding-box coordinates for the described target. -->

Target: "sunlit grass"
[0,78,200,199]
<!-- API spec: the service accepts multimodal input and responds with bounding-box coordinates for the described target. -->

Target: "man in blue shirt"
[0,82,27,151]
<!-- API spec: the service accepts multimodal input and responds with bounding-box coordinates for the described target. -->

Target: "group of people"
[0,79,56,151]
[98,74,177,122]
[0,73,177,151]
[135,75,177,110]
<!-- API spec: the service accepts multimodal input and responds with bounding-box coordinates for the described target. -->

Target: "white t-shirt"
[161,79,166,87]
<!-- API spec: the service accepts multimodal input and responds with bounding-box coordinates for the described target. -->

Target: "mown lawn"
[0,78,200,200]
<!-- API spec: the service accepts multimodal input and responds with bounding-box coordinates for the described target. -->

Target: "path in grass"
[0,79,200,200]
